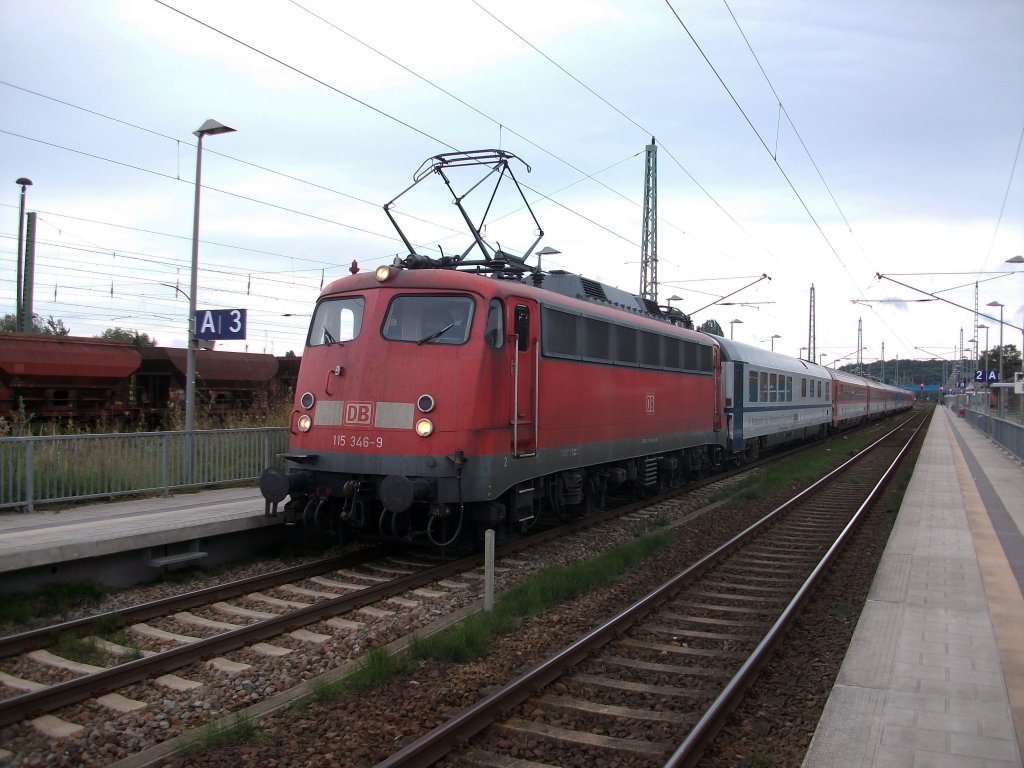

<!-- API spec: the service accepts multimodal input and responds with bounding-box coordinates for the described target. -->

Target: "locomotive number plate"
[333,434,384,449]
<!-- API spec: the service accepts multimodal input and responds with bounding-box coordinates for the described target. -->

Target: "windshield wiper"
[417,322,455,345]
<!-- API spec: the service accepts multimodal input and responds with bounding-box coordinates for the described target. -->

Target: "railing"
[0,428,289,513]
[947,393,1024,462]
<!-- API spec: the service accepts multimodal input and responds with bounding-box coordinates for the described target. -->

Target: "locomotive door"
[509,300,537,457]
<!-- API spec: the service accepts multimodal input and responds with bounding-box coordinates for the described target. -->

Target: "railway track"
[376,412,927,768]
[0,479,722,759]
[0,416,914,765]
[0,545,479,729]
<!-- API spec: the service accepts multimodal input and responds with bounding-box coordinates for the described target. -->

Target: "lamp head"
[15,177,32,188]
[194,119,236,138]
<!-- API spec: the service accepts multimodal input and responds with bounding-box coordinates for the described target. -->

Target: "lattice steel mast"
[808,284,816,362]
[640,137,658,303]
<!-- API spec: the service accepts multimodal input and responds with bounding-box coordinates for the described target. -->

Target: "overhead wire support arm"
[874,273,1023,333]
[690,273,771,316]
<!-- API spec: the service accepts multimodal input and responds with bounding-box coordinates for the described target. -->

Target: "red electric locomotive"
[260,151,728,546]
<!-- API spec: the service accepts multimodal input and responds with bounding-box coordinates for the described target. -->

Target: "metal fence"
[0,428,289,513]
[947,393,1024,462]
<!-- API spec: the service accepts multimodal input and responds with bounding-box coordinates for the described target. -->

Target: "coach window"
[786,376,793,401]
[760,371,769,402]
[748,370,759,402]
[769,373,778,402]
[308,297,364,346]
[484,299,504,349]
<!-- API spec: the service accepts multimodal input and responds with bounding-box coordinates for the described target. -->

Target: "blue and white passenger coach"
[713,336,833,461]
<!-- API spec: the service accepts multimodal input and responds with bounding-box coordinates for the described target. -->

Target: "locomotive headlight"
[297,414,312,432]
[300,391,315,410]
[375,265,396,282]
[417,394,435,413]
[415,418,434,437]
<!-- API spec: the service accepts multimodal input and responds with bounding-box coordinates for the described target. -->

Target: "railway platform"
[0,486,278,591]
[803,404,1024,767]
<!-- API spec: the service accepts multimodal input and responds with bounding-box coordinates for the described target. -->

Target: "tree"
[700,319,724,336]
[0,314,70,335]
[98,327,158,347]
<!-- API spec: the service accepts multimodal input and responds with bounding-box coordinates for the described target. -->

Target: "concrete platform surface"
[0,487,275,575]
[803,405,1024,767]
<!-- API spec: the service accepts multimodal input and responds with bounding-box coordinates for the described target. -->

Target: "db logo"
[645,393,655,415]
[344,402,374,425]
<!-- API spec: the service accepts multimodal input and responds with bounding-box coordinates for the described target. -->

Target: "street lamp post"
[819,353,828,365]
[730,318,743,339]
[666,294,682,310]
[770,334,781,351]
[185,119,236,482]
[986,300,1004,414]
[14,178,32,332]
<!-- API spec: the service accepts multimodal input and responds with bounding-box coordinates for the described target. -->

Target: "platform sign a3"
[195,308,247,340]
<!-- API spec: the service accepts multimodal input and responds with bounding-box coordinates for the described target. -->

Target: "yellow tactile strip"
[949,414,1024,756]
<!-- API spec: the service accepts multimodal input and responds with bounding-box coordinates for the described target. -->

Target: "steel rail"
[0,415,906,733]
[0,550,480,728]
[374,411,927,768]
[0,545,399,658]
[663,412,928,767]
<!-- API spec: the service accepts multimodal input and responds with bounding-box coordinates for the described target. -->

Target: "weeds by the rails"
[297,526,677,708]
[711,425,905,504]
[177,713,266,755]
[0,581,105,626]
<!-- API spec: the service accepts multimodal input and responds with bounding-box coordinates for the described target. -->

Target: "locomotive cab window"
[514,305,530,352]
[308,297,365,346]
[484,299,504,349]
[382,295,474,345]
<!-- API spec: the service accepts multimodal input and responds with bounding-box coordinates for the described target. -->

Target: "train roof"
[0,333,142,380]
[710,335,832,377]
[323,265,706,340]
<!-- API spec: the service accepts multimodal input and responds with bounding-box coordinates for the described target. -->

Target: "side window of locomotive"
[484,299,504,349]
[514,305,530,352]
[640,332,662,368]
[383,295,474,344]
[584,317,612,363]
[542,307,578,358]
[308,297,364,346]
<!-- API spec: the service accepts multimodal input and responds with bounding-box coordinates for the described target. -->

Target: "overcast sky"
[2,0,1022,375]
